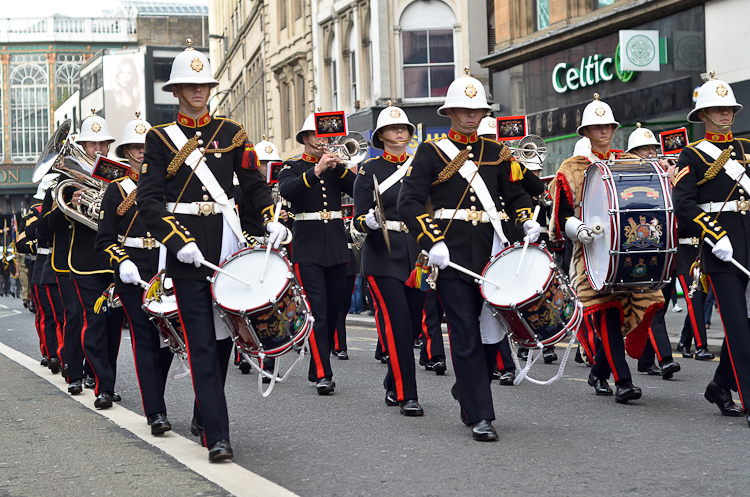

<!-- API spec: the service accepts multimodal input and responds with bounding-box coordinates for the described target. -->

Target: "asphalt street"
[0,293,748,496]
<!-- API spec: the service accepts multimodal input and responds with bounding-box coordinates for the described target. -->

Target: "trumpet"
[509,135,547,166]
[33,120,107,231]
[327,132,369,164]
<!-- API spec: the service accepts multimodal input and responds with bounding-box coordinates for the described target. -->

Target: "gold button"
[195,131,202,137]
[320,180,325,184]
[197,139,204,145]
[715,227,720,231]
[433,229,440,234]
[203,195,209,201]
[470,205,476,211]
[323,194,327,198]
[322,187,327,191]
[467,145,472,152]
[185,231,191,235]
[703,216,710,221]
[202,186,207,191]
[146,232,151,237]
[323,202,328,206]
[175,221,180,226]
[709,222,715,227]
[741,189,745,194]
[470,196,476,202]
[199,148,205,153]
[468,153,474,159]
[426,218,432,222]
[469,188,475,193]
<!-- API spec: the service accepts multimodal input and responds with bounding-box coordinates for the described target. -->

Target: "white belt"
[118,235,160,250]
[37,247,51,255]
[698,200,750,213]
[434,208,490,224]
[347,243,353,249]
[295,210,342,221]
[166,201,227,216]
[384,220,409,233]
[679,237,700,245]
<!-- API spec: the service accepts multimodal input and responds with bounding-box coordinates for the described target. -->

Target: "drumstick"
[515,205,541,276]
[704,238,750,277]
[420,250,501,288]
[136,279,150,290]
[260,200,283,283]
[200,259,252,286]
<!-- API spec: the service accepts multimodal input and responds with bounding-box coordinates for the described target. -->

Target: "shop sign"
[552,53,633,94]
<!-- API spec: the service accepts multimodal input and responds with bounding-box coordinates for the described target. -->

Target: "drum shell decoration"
[581,160,676,293]
[211,246,312,359]
[480,243,583,348]
[142,272,188,360]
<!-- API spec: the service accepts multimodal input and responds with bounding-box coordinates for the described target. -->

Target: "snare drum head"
[143,276,179,315]
[581,164,612,291]
[213,248,290,311]
[482,245,552,307]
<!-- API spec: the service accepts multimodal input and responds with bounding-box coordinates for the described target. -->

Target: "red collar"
[591,149,611,161]
[302,153,320,163]
[128,169,139,181]
[448,129,478,144]
[706,131,733,143]
[383,151,410,164]
[177,111,211,128]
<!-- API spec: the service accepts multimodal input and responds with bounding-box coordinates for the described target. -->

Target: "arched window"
[10,54,50,163]
[55,53,83,107]
[400,0,456,99]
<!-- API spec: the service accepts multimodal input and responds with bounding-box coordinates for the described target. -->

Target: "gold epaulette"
[206,127,246,154]
[429,143,464,186]
[696,146,732,186]
[166,134,199,178]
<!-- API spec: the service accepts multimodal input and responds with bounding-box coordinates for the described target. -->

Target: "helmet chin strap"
[448,110,481,131]
[378,133,410,145]
[700,110,734,130]
[124,147,143,168]
[179,86,209,110]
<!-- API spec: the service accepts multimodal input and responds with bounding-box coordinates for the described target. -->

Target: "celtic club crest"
[265,145,273,154]
[135,123,147,135]
[190,57,204,72]
[623,215,663,249]
[716,84,729,97]
[91,122,101,133]
[390,109,401,119]
[625,34,656,67]
[464,84,477,98]
[595,106,606,117]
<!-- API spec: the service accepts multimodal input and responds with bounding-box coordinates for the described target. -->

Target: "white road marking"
[0,340,298,497]
[0,310,21,319]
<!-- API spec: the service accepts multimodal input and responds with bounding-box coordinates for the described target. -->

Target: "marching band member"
[418,291,447,375]
[353,102,425,415]
[66,113,126,410]
[549,94,663,403]
[95,114,174,434]
[278,114,355,395]
[137,40,284,461]
[625,125,682,380]
[398,69,539,440]
[672,73,750,427]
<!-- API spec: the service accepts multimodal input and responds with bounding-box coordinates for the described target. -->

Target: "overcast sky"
[3,0,207,18]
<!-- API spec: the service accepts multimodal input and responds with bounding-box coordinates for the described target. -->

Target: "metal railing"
[0,17,137,42]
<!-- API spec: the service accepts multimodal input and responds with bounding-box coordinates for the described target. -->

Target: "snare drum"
[581,160,676,292]
[211,246,313,359]
[142,272,188,360]
[480,243,582,348]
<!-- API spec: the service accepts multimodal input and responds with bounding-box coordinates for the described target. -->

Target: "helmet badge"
[190,57,204,73]
[265,145,273,154]
[595,106,606,117]
[716,84,728,98]
[644,130,653,139]
[465,84,477,99]
[135,123,147,135]
[390,109,401,118]
[91,122,101,133]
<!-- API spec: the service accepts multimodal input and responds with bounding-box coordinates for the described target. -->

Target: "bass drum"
[580,160,676,293]
[211,246,313,359]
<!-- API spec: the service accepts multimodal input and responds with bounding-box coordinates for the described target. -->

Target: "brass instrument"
[510,135,547,166]
[33,119,107,231]
[328,132,369,164]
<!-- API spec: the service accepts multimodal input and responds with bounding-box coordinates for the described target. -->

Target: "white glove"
[266,221,286,249]
[176,242,204,267]
[428,241,450,270]
[523,220,541,243]
[576,224,595,244]
[365,209,380,230]
[118,260,141,285]
[712,236,733,262]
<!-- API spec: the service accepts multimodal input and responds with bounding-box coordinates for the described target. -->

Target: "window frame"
[401,27,456,101]
[9,54,50,163]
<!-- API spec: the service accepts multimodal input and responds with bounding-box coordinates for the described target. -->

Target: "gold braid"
[697,147,733,186]
[430,146,470,187]
[116,188,137,216]
[166,135,200,178]
[205,128,246,154]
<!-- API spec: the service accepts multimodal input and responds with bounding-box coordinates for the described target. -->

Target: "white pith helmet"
[437,67,492,117]
[687,71,743,123]
[76,111,116,143]
[626,123,660,153]
[573,137,591,157]
[577,93,620,136]
[296,113,316,145]
[255,136,282,161]
[116,112,152,159]
[477,116,497,138]
[371,101,416,149]
[161,38,219,92]
[33,173,59,200]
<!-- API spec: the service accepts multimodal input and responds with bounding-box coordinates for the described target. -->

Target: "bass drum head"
[581,163,612,292]
[213,248,290,312]
[482,244,552,307]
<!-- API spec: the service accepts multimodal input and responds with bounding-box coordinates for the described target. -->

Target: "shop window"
[9,54,50,163]
[536,0,550,31]
[400,0,456,99]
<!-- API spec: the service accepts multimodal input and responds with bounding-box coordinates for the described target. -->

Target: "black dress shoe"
[374,350,387,364]
[190,417,206,447]
[399,399,424,416]
[694,347,714,361]
[147,413,172,435]
[94,392,113,409]
[208,439,233,462]
[574,346,584,364]
[239,360,251,374]
[637,363,661,375]
[517,348,529,361]
[659,361,681,380]
[588,372,613,396]
[413,338,423,349]
[40,357,49,367]
[316,377,335,395]
[385,390,399,406]
[112,393,121,402]
[337,350,349,360]
[471,420,498,441]
[48,358,61,374]
[676,343,693,358]
[432,358,447,375]
[705,380,743,416]
[61,365,69,381]
[451,383,470,426]
[615,381,642,404]
[68,380,83,395]
[543,347,558,364]
[498,370,515,386]
[83,376,95,389]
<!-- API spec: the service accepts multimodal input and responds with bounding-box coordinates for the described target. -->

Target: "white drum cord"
[172,353,191,380]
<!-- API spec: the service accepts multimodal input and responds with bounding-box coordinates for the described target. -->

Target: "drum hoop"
[479,243,555,307]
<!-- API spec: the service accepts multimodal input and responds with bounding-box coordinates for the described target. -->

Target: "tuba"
[328,132,369,164]
[33,120,107,231]
[510,135,547,166]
